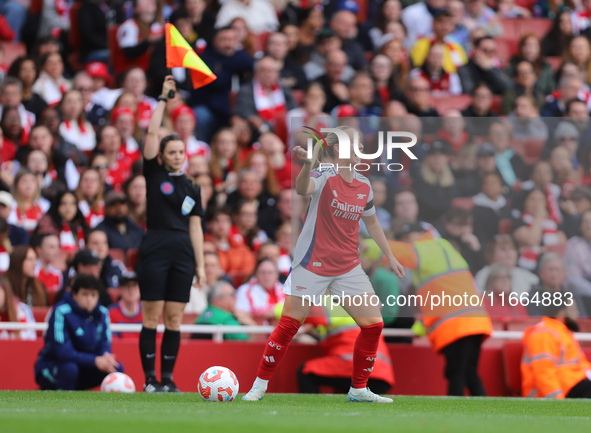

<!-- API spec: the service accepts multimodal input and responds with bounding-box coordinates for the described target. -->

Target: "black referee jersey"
[144,157,205,230]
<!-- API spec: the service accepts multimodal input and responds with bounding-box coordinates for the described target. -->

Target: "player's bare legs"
[242,295,312,401]
[341,300,393,403]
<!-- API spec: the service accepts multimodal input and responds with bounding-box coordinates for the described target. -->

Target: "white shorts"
[284,264,374,300]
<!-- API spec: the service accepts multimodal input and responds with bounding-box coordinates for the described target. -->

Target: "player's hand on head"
[293,146,312,165]
[162,76,176,98]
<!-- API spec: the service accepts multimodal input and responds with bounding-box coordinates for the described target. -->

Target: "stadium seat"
[546,56,562,72]
[499,218,512,235]
[292,89,304,106]
[0,42,26,68]
[126,248,138,270]
[544,243,566,256]
[514,18,553,40]
[30,0,43,14]
[253,32,270,52]
[506,318,540,331]
[451,197,474,210]
[107,287,121,303]
[181,313,199,339]
[515,0,536,9]
[499,19,519,41]
[109,248,126,265]
[502,341,523,396]
[495,38,519,64]
[67,2,85,72]
[31,307,50,323]
[490,95,503,115]
[431,94,472,113]
[522,138,545,164]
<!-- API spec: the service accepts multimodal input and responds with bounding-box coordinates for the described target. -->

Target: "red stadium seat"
[499,218,512,235]
[499,19,519,41]
[31,307,50,323]
[502,341,523,396]
[181,313,199,339]
[514,18,553,40]
[108,287,121,304]
[522,138,545,164]
[490,95,503,115]
[292,89,303,106]
[451,197,474,210]
[515,0,536,9]
[496,38,519,64]
[67,2,85,72]
[506,318,540,331]
[109,248,126,265]
[0,42,26,68]
[30,0,43,14]
[546,56,563,72]
[253,32,270,52]
[431,94,472,114]
[126,248,138,270]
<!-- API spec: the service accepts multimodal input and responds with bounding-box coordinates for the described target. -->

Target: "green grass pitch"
[1,391,590,433]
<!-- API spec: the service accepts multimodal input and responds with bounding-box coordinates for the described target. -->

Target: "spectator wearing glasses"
[541,77,584,117]
[404,76,440,133]
[73,71,107,132]
[315,49,352,113]
[458,36,511,95]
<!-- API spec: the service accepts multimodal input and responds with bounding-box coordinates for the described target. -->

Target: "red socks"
[351,322,384,389]
[257,316,301,380]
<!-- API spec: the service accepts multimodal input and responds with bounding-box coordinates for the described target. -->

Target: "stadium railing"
[2,322,591,343]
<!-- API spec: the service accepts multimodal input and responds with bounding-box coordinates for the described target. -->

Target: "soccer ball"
[100,372,135,393]
[198,366,239,402]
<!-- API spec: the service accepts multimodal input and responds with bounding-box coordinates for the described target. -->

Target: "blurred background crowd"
[1,0,591,340]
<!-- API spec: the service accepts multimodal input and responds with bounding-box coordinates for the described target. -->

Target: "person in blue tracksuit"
[35,274,123,390]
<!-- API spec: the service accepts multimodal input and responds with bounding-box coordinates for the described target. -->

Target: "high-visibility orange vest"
[521,317,591,399]
[301,305,395,386]
[388,237,492,352]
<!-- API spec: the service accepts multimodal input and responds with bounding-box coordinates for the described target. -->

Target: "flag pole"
[165,17,175,99]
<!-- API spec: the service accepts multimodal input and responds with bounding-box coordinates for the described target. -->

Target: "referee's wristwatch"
[157,95,168,103]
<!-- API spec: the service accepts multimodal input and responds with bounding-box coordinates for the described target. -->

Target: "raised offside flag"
[165,23,217,89]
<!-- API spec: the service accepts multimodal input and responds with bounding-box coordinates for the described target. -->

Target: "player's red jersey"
[292,166,375,277]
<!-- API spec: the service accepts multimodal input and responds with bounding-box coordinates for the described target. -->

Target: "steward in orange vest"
[521,304,591,399]
[387,223,492,396]
[297,303,395,394]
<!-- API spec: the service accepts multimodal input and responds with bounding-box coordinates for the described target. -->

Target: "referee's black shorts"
[136,230,195,303]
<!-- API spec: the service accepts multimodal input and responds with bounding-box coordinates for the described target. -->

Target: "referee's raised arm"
[144,76,176,160]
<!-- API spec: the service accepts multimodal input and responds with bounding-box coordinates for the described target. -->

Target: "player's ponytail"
[312,125,352,169]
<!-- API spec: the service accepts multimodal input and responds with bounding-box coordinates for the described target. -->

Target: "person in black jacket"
[412,140,459,223]
[86,228,127,289]
[458,36,512,95]
[96,191,145,252]
[265,32,308,91]
[189,26,254,142]
[78,0,123,63]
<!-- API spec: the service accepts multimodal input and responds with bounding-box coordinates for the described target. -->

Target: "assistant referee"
[137,76,205,393]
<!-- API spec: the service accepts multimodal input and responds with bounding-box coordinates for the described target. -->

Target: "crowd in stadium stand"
[2,0,591,342]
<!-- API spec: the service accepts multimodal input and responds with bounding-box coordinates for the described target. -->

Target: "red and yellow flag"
[165,23,216,89]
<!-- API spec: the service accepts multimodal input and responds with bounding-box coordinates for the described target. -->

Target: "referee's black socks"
[139,327,157,381]
[161,329,181,383]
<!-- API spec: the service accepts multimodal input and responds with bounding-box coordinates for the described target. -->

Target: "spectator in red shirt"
[109,271,143,339]
[119,68,157,130]
[35,190,88,257]
[8,169,50,233]
[110,105,141,163]
[31,233,62,305]
[231,201,268,252]
[258,132,292,189]
[96,126,133,190]
[171,104,210,165]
